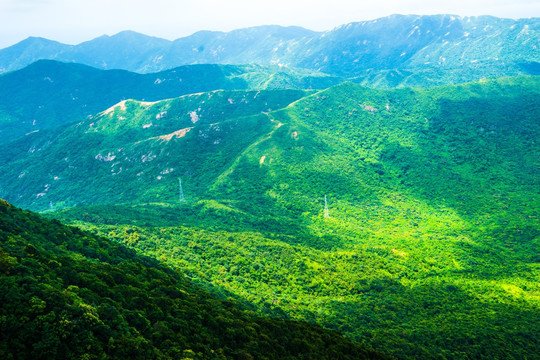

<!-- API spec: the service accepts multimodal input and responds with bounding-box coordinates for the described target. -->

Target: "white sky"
[1,0,539,49]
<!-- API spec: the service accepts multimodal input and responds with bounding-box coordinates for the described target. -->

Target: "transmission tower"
[178,178,185,202]
[324,195,329,218]
[49,201,54,212]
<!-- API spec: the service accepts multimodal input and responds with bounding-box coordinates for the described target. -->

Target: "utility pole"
[324,195,329,218]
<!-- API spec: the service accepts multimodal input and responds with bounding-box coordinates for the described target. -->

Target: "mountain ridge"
[0,59,340,144]
[1,14,537,80]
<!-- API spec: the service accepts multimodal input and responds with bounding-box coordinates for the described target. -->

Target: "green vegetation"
[0,199,389,359]
[1,14,538,358]
[0,60,339,144]
[0,88,312,209]
[10,76,532,359]
[58,208,540,359]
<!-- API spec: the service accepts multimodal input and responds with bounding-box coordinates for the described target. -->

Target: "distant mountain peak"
[78,30,172,45]
[0,14,538,75]
[12,36,65,47]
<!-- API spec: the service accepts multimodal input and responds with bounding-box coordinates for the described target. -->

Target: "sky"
[1,0,539,49]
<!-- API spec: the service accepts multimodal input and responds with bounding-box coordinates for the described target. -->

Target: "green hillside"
[0,199,388,359]
[1,10,539,360]
[0,88,311,209]
[2,77,539,359]
[0,60,340,144]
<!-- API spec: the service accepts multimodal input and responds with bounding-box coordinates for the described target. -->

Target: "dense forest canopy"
[1,13,538,360]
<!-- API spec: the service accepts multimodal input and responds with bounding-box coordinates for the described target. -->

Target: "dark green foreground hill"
[0,199,388,359]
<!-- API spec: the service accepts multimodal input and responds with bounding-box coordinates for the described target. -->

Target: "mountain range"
[0,59,339,144]
[1,12,539,360]
[2,14,539,82]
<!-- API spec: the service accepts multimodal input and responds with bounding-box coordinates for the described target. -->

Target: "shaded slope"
[0,199,388,360]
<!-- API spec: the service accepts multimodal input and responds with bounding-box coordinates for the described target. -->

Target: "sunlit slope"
[0,200,389,360]
[0,89,311,209]
[2,77,538,231]
[42,77,540,359]
[207,77,539,229]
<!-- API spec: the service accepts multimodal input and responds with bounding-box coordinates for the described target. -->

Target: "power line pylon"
[179,178,185,202]
[324,195,329,218]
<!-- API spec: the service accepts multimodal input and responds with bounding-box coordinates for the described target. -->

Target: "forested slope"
[0,199,388,359]
[41,77,540,359]
[0,60,338,144]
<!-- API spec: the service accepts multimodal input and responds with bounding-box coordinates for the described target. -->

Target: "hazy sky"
[1,0,539,48]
